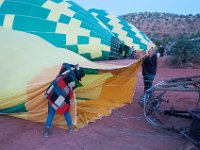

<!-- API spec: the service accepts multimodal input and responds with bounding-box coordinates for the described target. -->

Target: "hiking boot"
[138,97,144,108]
[43,128,50,138]
[68,126,74,134]
[138,95,147,108]
[138,99,144,108]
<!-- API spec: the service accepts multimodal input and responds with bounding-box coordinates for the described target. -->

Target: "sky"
[72,0,200,16]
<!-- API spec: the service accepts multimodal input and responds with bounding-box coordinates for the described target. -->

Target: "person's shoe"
[138,98,144,108]
[138,94,148,108]
[68,126,74,134]
[43,128,50,138]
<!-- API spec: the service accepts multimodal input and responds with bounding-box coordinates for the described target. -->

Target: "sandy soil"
[0,57,199,150]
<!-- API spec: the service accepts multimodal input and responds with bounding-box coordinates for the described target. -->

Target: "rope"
[112,111,144,120]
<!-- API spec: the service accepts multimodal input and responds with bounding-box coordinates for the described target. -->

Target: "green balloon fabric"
[0,0,116,60]
[88,9,155,50]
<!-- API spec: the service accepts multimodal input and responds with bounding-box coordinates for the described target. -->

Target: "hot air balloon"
[0,0,122,60]
[0,27,142,129]
[0,0,148,130]
[89,9,155,50]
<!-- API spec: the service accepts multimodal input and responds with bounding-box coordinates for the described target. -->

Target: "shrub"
[170,39,200,66]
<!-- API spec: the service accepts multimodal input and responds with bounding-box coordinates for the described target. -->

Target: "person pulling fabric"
[43,63,85,137]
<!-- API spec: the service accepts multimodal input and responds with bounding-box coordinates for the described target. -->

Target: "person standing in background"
[142,47,157,93]
[159,45,165,57]
[131,46,136,59]
[138,47,157,107]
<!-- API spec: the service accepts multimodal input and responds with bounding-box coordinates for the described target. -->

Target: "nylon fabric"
[0,27,142,129]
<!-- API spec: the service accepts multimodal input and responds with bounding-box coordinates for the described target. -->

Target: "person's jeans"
[45,103,73,128]
[143,74,155,93]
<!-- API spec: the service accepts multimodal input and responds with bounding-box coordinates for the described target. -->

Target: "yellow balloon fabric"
[0,28,142,129]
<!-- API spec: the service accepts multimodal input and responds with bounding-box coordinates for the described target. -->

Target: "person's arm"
[44,84,54,99]
[153,54,157,74]
[142,56,147,67]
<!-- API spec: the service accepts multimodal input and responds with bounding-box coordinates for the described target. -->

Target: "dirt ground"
[0,57,199,150]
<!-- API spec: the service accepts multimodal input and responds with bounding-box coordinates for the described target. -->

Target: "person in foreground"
[138,47,157,107]
[43,63,85,138]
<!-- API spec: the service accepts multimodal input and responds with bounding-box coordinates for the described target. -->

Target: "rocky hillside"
[121,12,200,40]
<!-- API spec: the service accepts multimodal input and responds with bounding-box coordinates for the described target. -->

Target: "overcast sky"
[72,0,200,16]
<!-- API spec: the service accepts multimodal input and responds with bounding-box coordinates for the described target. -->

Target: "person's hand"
[68,81,75,90]
[75,64,79,70]
[44,93,48,99]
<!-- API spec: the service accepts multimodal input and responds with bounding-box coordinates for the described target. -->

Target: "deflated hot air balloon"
[0,27,142,129]
[0,0,149,130]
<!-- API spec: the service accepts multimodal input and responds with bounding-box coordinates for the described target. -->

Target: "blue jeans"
[45,103,73,128]
[143,74,155,93]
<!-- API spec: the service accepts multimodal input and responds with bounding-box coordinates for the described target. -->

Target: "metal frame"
[142,75,200,148]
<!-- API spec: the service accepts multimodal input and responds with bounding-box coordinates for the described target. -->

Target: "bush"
[170,39,200,66]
